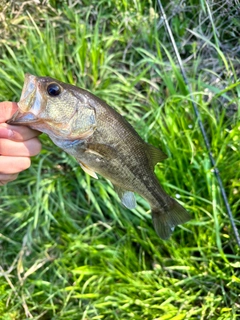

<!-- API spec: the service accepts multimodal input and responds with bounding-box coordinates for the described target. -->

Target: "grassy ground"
[0,1,240,319]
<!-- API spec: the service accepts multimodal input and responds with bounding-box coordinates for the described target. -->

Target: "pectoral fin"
[113,185,136,209]
[86,143,117,159]
[79,161,98,179]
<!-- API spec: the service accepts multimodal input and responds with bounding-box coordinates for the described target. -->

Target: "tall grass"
[0,1,239,319]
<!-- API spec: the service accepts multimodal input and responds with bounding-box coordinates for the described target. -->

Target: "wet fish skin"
[7,74,190,239]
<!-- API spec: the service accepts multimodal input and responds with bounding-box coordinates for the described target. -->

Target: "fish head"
[7,74,96,140]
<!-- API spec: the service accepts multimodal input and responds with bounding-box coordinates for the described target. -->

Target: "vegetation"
[0,0,239,319]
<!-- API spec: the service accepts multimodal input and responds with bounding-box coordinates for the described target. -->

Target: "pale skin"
[0,102,42,185]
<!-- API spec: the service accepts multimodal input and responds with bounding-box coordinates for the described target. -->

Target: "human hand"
[0,102,42,185]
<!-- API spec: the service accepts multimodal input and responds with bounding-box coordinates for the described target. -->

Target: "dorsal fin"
[146,143,167,169]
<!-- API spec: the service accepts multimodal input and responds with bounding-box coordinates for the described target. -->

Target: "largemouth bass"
[7,74,190,239]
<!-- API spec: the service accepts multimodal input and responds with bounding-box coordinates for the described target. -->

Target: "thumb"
[0,102,18,123]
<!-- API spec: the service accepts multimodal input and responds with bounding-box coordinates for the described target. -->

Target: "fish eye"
[47,83,61,97]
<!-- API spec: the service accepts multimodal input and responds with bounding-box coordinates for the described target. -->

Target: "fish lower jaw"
[7,111,40,125]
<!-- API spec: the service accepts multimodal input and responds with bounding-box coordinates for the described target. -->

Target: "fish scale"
[7,73,191,239]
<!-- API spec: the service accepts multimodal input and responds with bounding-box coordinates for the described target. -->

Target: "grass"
[0,0,240,319]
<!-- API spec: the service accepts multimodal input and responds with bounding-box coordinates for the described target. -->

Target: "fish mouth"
[7,74,41,126]
[7,110,40,125]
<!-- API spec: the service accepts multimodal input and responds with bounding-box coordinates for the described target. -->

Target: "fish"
[7,73,191,239]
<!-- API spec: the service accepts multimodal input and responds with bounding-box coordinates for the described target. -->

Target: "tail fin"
[151,199,191,240]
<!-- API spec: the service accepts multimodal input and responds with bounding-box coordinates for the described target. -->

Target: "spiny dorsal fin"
[113,185,136,209]
[146,143,168,169]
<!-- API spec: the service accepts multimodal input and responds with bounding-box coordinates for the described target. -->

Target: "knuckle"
[21,158,31,171]
[31,139,42,156]
[0,180,7,186]
[0,173,18,185]
[8,173,19,181]
[0,156,31,174]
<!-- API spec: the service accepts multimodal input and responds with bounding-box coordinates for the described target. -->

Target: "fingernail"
[0,126,13,139]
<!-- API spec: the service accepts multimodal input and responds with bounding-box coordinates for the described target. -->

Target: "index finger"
[0,102,18,123]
